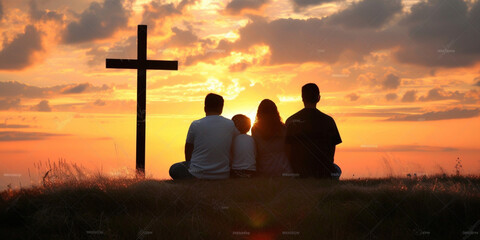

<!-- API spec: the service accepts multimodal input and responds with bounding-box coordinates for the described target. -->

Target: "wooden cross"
[106,25,178,177]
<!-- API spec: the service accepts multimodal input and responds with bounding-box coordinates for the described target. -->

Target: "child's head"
[232,114,251,134]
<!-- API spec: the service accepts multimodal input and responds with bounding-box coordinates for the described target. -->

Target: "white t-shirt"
[186,115,239,179]
[231,134,256,171]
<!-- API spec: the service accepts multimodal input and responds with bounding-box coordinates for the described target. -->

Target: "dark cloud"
[186,16,401,66]
[87,36,136,67]
[417,87,480,103]
[0,123,30,128]
[141,0,195,31]
[328,0,402,29]
[382,73,401,90]
[345,93,360,101]
[385,93,398,101]
[165,27,198,47]
[229,61,250,72]
[291,0,342,12]
[474,77,480,87]
[29,0,63,22]
[0,131,67,141]
[0,0,3,21]
[30,100,51,112]
[225,0,269,15]
[401,90,417,102]
[93,99,106,106]
[0,81,58,98]
[394,0,480,67]
[0,81,111,98]
[0,98,21,110]
[182,0,480,69]
[386,108,480,121]
[0,25,43,70]
[63,0,131,44]
[61,83,90,94]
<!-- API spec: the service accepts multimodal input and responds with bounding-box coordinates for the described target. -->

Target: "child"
[231,114,256,178]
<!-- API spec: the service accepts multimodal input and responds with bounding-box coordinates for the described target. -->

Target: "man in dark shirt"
[285,83,342,179]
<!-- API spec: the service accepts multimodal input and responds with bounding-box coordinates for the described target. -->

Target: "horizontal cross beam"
[106,59,178,70]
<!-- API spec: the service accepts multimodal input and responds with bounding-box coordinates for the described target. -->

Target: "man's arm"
[185,142,194,162]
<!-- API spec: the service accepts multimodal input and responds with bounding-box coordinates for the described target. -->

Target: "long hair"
[252,99,284,139]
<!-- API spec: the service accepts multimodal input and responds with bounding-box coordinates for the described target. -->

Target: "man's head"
[232,114,251,134]
[204,93,224,115]
[302,83,320,107]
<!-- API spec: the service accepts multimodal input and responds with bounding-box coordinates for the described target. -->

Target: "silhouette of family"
[169,83,342,180]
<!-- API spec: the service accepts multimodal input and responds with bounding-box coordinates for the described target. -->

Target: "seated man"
[285,83,342,179]
[169,93,239,180]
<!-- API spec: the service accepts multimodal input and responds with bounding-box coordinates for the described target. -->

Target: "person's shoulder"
[286,109,305,124]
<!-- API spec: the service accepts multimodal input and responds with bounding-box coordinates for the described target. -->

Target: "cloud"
[0,81,111,98]
[189,16,401,66]
[474,77,480,87]
[63,0,131,44]
[394,0,480,67]
[29,0,63,22]
[327,0,403,29]
[401,90,417,102]
[141,0,195,31]
[224,0,269,15]
[291,0,343,12]
[165,27,198,47]
[385,93,398,101]
[87,36,137,66]
[382,73,401,90]
[0,25,43,70]
[418,87,463,102]
[0,98,21,110]
[0,0,3,21]
[93,99,106,106]
[414,87,480,104]
[60,83,110,94]
[30,100,52,112]
[0,123,30,128]
[386,108,480,121]
[0,131,68,141]
[345,93,360,101]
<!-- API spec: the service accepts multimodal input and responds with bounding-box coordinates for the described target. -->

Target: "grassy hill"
[1,175,479,240]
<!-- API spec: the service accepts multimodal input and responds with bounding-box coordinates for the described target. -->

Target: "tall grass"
[0,160,479,239]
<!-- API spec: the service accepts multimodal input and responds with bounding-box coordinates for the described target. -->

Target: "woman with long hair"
[251,99,292,177]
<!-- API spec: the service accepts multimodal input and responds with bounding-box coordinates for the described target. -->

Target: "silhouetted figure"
[169,93,239,180]
[285,83,342,179]
[252,99,292,177]
[230,114,256,178]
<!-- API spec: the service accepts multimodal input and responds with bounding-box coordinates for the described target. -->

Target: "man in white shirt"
[169,93,239,180]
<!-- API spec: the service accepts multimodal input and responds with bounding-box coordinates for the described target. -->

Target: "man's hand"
[185,143,194,162]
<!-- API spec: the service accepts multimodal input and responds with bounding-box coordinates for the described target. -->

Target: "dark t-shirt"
[285,108,342,178]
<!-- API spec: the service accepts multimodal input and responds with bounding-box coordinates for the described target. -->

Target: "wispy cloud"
[0,131,69,141]
[386,108,480,121]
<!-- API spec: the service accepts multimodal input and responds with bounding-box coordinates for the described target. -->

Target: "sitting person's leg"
[169,161,195,180]
[331,163,342,180]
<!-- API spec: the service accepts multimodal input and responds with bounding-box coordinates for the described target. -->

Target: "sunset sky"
[0,0,479,187]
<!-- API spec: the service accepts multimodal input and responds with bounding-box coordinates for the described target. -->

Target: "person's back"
[252,99,292,177]
[231,114,256,178]
[188,115,237,179]
[286,83,342,178]
[253,126,291,177]
[169,93,238,180]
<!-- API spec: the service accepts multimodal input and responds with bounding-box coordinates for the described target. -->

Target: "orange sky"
[0,0,479,188]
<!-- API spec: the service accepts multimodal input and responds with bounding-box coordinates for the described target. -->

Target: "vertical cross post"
[106,25,178,177]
